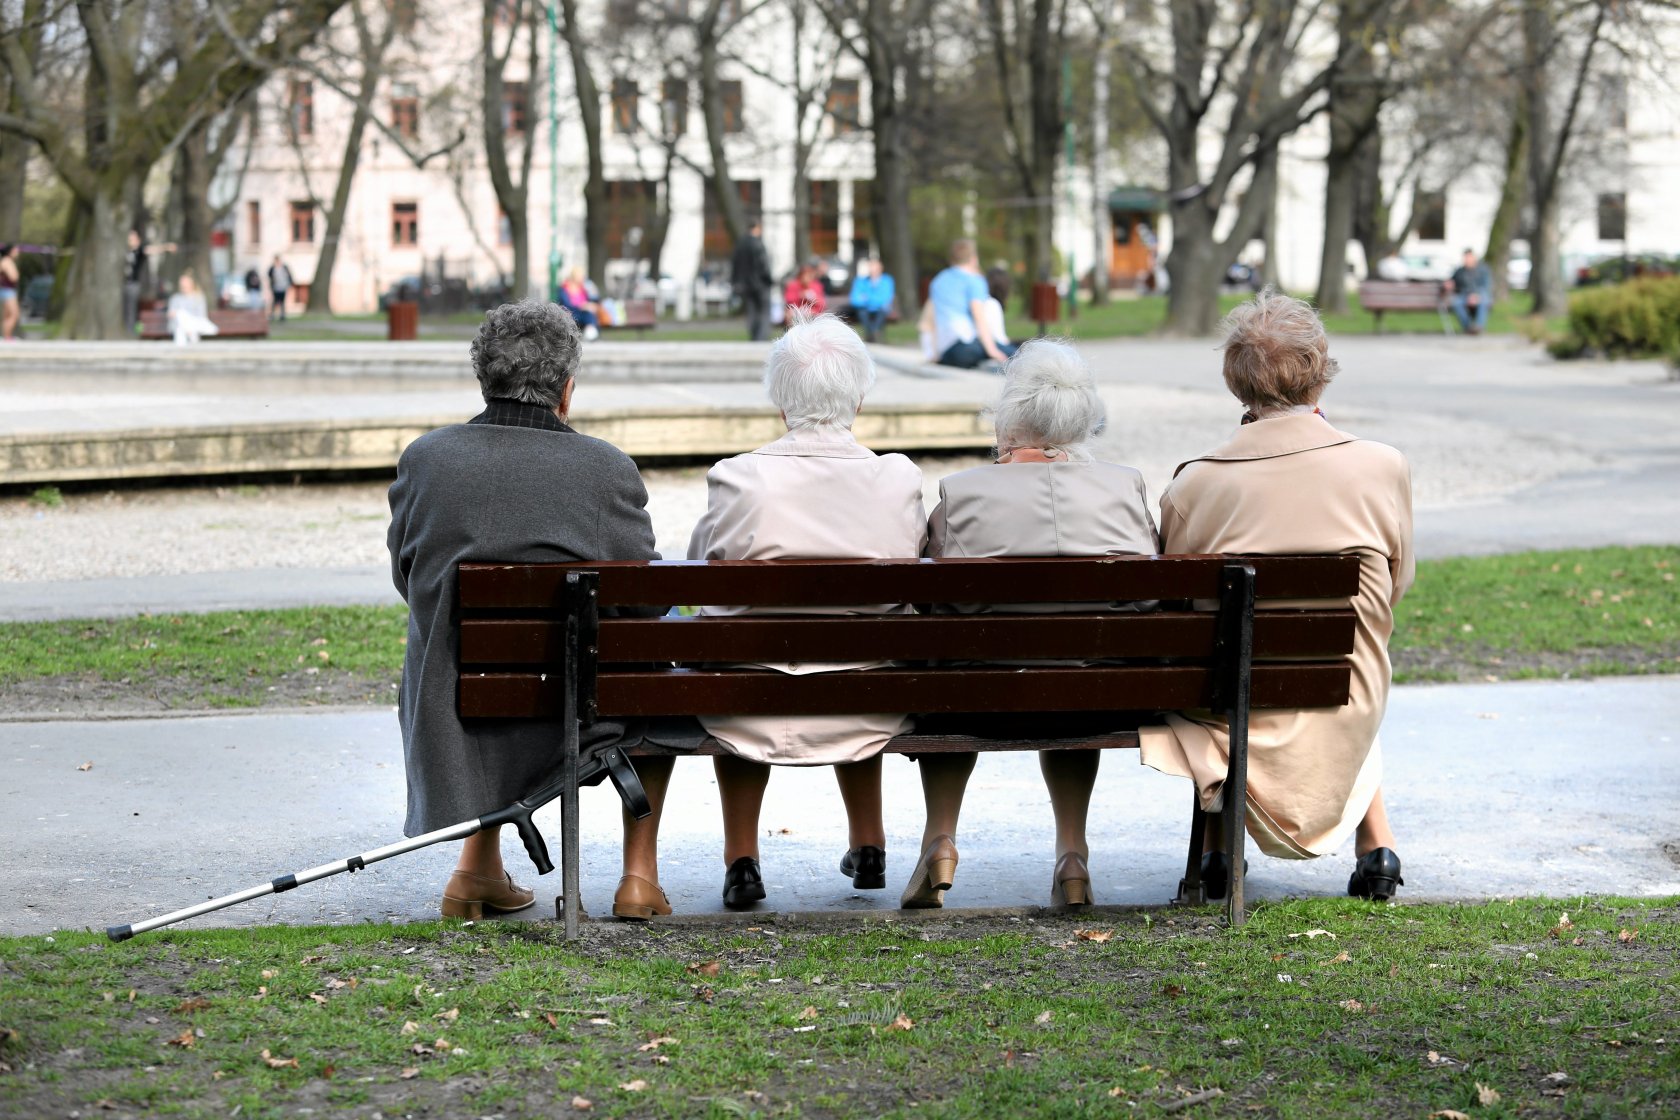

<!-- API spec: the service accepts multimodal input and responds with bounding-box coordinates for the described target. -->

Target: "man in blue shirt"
[928,239,1014,369]
[1446,248,1494,334]
[848,258,896,342]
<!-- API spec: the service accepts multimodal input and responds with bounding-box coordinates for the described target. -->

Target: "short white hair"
[993,339,1105,460]
[763,311,877,429]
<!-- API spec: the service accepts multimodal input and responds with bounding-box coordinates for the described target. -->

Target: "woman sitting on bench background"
[904,339,1160,911]
[1140,288,1413,902]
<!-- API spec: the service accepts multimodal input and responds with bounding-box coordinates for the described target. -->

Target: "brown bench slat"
[627,730,1143,757]
[459,609,1357,665]
[1357,280,1445,309]
[459,662,1350,719]
[457,555,1361,610]
[138,308,271,340]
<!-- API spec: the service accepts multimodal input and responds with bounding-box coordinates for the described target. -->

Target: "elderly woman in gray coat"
[904,339,1159,910]
[388,300,683,922]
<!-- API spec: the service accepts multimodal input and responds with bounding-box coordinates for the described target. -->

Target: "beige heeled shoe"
[899,835,960,909]
[440,870,536,919]
[1050,852,1093,910]
[612,874,673,921]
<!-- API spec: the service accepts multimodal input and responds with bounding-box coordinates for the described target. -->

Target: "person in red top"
[782,262,827,320]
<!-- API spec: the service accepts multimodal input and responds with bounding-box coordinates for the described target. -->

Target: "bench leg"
[559,577,584,939]
[1175,798,1208,905]
[1218,562,1256,929]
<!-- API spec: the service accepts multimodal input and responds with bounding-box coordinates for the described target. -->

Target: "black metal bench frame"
[456,555,1361,937]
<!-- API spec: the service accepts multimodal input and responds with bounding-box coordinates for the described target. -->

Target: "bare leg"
[1040,750,1100,860]
[456,827,508,879]
[916,752,977,850]
[716,754,771,864]
[622,755,675,882]
[833,756,886,850]
[1354,787,1397,855]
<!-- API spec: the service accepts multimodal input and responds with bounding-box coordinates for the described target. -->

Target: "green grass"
[1,898,1675,1117]
[0,547,1674,710]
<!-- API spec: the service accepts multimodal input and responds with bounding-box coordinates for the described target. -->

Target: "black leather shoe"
[1200,851,1249,901]
[839,846,887,890]
[722,856,766,910]
[1347,848,1404,901]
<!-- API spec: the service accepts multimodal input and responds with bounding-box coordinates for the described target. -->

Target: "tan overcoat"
[687,425,928,764]
[1138,413,1415,858]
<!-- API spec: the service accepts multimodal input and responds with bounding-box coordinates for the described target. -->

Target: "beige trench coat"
[687,425,928,764]
[1138,413,1414,858]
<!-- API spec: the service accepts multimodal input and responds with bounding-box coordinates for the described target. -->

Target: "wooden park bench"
[600,298,658,338]
[1355,279,1451,335]
[456,554,1362,937]
[138,306,271,341]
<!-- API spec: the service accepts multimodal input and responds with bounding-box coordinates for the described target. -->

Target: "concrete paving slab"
[5,676,1676,937]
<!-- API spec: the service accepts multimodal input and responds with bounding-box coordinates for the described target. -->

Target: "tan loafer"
[900,835,959,910]
[440,870,536,919]
[612,874,672,921]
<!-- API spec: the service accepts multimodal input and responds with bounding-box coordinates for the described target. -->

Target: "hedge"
[1550,276,1680,366]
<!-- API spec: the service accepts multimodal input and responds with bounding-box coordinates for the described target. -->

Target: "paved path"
[7,677,1677,937]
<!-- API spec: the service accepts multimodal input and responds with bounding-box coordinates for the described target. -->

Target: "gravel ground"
[0,379,1595,582]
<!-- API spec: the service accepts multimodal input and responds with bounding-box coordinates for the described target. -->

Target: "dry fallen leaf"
[1287,929,1336,940]
[1107,1086,1127,1098]
[166,1029,196,1049]
[797,1006,819,1021]
[588,1017,614,1026]
[400,1020,419,1035]
[888,1013,915,1031]
[1427,1111,1471,1120]
[76,762,93,772]
[1327,951,1351,964]
[638,1036,678,1052]
[299,954,325,965]
[1162,983,1187,998]
[1035,1010,1054,1024]
[260,969,277,980]
[434,1007,459,1022]
[1619,928,1639,943]
[1337,999,1364,1013]
[309,993,328,1005]
[432,1038,453,1052]
[687,960,721,978]
[251,986,267,1001]
[651,1054,671,1064]
[571,1095,593,1110]
[399,1067,420,1080]
[619,1079,649,1092]
[174,997,211,1013]
[543,1013,559,1029]
[259,1049,299,1069]
[1075,929,1113,942]
[1476,1083,1501,1106]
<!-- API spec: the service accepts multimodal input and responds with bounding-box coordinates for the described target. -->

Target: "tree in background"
[481,0,540,299]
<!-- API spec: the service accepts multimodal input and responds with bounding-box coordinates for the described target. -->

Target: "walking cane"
[106,746,650,942]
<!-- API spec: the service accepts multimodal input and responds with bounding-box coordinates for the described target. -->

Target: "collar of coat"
[753,424,874,459]
[1172,411,1359,479]
[468,398,575,434]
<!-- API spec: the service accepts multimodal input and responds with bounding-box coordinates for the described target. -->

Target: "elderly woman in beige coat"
[687,312,928,909]
[1141,289,1413,901]
[905,339,1160,910]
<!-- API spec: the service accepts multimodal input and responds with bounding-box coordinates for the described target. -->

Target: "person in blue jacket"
[849,257,896,343]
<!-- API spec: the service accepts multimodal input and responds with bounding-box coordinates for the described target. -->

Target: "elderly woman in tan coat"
[1141,289,1413,901]
[686,312,928,909]
[905,339,1160,910]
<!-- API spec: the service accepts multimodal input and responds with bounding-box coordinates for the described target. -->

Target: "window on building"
[607,0,639,21]
[502,81,528,135]
[289,201,315,244]
[606,180,658,258]
[392,201,419,246]
[1413,189,1446,241]
[1604,74,1628,130]
[1597,192,1626,241]
[703,179,761,258]
[612,78,638,134]
[721,80,744,133]
[826,78,860,134]
[391,82,419,139]
[492,0,519,25]
[387,0,417,32]
[288,79,315,138]
[809,180,840,256]
[661,77,688,138]
[246,200,261,246]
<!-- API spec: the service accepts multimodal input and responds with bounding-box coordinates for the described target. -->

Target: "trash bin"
[387,300,419,341]
[1029,282,1060,336]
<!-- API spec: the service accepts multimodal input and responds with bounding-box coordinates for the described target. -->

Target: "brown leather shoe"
[900,835,959,909]
[1050,851,1093,909]
[612,874,672,921]
[440,870,536,919]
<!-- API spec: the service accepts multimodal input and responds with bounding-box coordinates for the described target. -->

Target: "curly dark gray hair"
[470,299,583,407]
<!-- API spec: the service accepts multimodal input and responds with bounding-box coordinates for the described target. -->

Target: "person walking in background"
[1445,248,1493,335]
[731,217,774,342]
[928,239,1015,370]
[0,243,20,341]
[124,229,176,333]
[783,262,827,321]
[849,258,895,343]
[268,255,294,322]
[166,270,219,345]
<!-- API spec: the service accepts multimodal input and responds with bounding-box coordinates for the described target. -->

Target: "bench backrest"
[139,307,270,338]
[611,299,657,328]
[455,555,1361,723]
[1356,279,1443,308]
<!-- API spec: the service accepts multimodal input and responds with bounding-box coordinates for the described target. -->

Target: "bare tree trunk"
[698,0,745,249]
[0,134,25,241]
[62,181,136,339]
[1087,4,1112,305]
[557,0,606,285]
[1484,108,1528,304]
[167,125,216,292]
[482,0,536,298]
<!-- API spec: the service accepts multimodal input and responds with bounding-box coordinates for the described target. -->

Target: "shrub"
[1558,276,1680,366]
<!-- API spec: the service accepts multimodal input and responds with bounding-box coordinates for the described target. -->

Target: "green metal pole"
[546,0,561,302]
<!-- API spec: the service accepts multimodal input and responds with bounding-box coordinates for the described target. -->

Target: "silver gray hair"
[470,299,583,408]
[993,338,1106,461]
[1218,287,1338,411]
[763,311,877,429]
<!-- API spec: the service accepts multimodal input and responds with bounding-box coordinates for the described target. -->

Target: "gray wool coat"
[388,401,664,836]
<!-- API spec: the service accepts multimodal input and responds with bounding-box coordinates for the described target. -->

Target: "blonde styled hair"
[1218,288,1338,411]
[992,338,1105,461]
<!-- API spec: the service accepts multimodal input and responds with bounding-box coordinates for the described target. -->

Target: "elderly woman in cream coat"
[904,340,1160,910]
[1142,289,1413,902]
[687,312,927,910]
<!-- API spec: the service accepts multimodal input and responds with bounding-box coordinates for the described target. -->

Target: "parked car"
[22,274,51,319]
[1575,253,1680,287]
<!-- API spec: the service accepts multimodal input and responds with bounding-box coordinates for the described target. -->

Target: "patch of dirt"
[1392,641,1680,683]
[0,670,398,719]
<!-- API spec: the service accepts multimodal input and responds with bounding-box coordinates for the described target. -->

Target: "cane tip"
[106,924,134,943]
